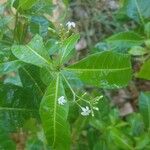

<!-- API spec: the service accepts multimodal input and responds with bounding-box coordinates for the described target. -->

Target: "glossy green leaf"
[46,39,60,55]
[40,74,70,150]
[66,51,132,89]
[139,92,150,129]
[0,82,39,134]
[30,0,53,14]
[0,60,24,76]
[118,0,150,23]
[129,46,148,56]
[135,134,150,150]
[137,59,150,80]
[29,16,50,37]
[144,22,150,38]
[106,31,144,50]
[19,65,45,99]
[109,128,133,150]
[60,34,80,63]
[11,35,51,67]
[19,0,38,10]
[40,67,55,86]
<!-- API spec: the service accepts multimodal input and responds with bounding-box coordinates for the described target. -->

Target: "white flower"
[66,21,76,30]
[81,106,91,116]
[58,96,66,105]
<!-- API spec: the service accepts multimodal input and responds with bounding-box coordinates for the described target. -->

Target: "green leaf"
[29,16,50,37]
[40,67,55,86]
[0,60,24,76]
[46,39,60,55]
[66,51,132,89]
[40,74,70,150]
[139,92,150,129]
[19,0,38,10]
[109,128,133,150]
[11,35,51,67]
[4,71,23,87]
[145,39,150,49]
[144,22,150,38]
[19,66,45,97]
[0,121,16,150]
[129,46,148,56]
[118,0,150,23]
[135,134,150,150]
[0,83,39,131]
[60,34,80,63]
[106,31,144,50]
[137,59,150,80]
[0,16,13,28]
[127,113,144,136]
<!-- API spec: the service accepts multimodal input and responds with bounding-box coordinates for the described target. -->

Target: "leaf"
[45,39,60,55]
[129,46,148,56]
[0,60,24,76]
[0,83,39,132]
[4,71,23,87]
[109,128,133,150]
[60,34,80,63]
[30,0,53,14]
[66,51,132,89]
[0,121,16,150]
[19,0,38,10]
[29,16,50,37]
[40,74,70,150]
[40,67,55,86]
[135,134,150,150]
[11,35,51,67]
[137,59,150,80]
[139,92,150,129]
[144,22,150,38]
[106,31,144,50]
[0,16,13,28]
[19,65,45,100]
[117,0,150,23]
[127,113,144,136]
[145,39,150,49]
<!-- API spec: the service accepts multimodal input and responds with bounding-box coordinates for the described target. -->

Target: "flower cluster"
[58,94,103,117]
[66,21,76,30]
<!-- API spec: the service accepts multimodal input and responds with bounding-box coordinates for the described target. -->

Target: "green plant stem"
[61,72,94,115]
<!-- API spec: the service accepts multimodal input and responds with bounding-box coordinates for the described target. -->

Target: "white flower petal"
[58,96,66,105]
[66,21,76,30]
[81,106,91,116]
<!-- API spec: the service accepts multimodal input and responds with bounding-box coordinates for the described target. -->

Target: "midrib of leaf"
[53,74,59,147]
[61,36,77,63]
[26,45,50,65]
[108,39,142,43]
[61,39,73,61]
[135,0,145,25]
[66,67,131,72]
[0,107,36,112]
